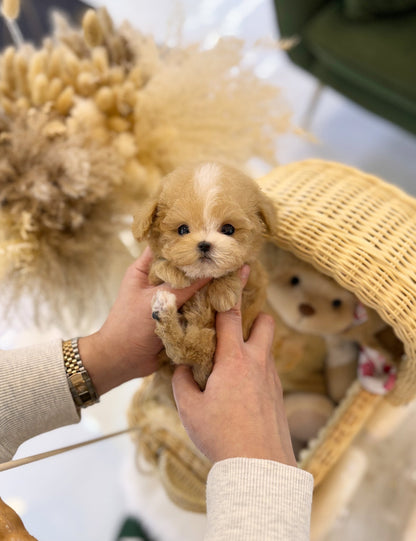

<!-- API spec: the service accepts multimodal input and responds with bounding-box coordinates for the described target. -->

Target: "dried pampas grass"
[131,37,291,173]
[0,109,131,325]
[0,6,292,325]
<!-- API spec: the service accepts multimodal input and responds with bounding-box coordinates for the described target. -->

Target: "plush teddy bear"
[261,242,403,454]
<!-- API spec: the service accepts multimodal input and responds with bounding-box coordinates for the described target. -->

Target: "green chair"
[116,517,154,541]
[272,0,416,136]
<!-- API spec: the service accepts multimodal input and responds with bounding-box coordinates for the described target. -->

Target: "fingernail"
[240,264,250,281]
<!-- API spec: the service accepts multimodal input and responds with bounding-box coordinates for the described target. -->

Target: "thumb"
[215,265,250,350]
[172,365,201,412]
[132,246,154,286]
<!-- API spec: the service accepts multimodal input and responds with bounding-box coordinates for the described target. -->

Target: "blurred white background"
[1,1,416,540]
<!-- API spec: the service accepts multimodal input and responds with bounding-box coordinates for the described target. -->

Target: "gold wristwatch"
[62,338,99,408]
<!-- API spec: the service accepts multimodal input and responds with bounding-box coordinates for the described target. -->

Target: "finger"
[172,365,201,411]
[239,264,251,291]
[247,313,275,352]
[216,305,243,345]
[132,246,154,283]
[215,307,244,359]
[215,265,250,347]
[136,246,153,271]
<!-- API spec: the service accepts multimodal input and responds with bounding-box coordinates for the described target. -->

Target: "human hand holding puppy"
[172,275,297,467]
[78,246,210,396]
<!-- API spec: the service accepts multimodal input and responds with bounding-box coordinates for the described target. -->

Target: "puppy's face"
[134,163,277,279]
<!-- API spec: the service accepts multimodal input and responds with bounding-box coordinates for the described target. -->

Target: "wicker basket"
[128,159,416,511]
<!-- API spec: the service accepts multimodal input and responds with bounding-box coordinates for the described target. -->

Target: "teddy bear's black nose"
[198,241,211,253]
[299,303,316,317]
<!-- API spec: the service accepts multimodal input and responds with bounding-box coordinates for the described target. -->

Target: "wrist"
[78,332,128,396]
[213,446,297,467]
[204,424,297,466]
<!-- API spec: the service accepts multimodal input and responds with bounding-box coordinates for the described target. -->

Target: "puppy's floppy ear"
[132,196,159,241]
[257,190,278,238]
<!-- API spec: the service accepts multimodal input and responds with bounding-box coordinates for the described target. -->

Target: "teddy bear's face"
[264,246,358,335]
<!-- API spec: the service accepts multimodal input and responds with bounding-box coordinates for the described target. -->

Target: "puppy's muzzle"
[198,241,211,254]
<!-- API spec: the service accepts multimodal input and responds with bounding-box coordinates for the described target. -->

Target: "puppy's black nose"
[198,241,211,253]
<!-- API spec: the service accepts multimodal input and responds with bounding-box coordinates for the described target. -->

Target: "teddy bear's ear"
[132,196,159,241]
[257,191,278,238]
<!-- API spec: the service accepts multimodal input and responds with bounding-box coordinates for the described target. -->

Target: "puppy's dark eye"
[290,276,300,286]
[332,299,342,309]
[221,224,235,235]
[178,224,190,235]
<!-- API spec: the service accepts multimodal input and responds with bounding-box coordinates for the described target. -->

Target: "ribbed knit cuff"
[0,339,80,462]
[205,458,313,541]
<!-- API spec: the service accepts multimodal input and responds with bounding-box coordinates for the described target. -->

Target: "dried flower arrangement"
[0,1,292,325]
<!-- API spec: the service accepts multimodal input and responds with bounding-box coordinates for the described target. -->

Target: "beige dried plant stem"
[1,0,23,48]
[0,427,139,472]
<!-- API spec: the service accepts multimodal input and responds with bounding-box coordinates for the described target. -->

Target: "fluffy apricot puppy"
[133,162,277,388]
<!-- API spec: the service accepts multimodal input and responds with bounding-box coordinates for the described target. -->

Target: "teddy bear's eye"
[290,276,300,286]
[332,299,342,309]
[178,224,190,235]
[221,224,235,235]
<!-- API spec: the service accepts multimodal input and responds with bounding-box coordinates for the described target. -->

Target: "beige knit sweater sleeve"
[1,341,313,541]
[206,458,313,541]
[0,339,80,462]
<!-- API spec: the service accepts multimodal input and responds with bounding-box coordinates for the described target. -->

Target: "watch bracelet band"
[62,338,99,408]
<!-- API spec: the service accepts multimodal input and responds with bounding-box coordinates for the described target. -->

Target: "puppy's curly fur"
[133,162,278,389]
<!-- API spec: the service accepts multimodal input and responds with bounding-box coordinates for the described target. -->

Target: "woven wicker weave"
[298,381,383,485]
[128,159,415,510]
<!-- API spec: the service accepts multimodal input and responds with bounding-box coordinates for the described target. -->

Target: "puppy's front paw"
[149,267,164,286]
[211,291,239,312]
[151,290,177,321]
[151,260,192,288]
[208,279,240,312]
